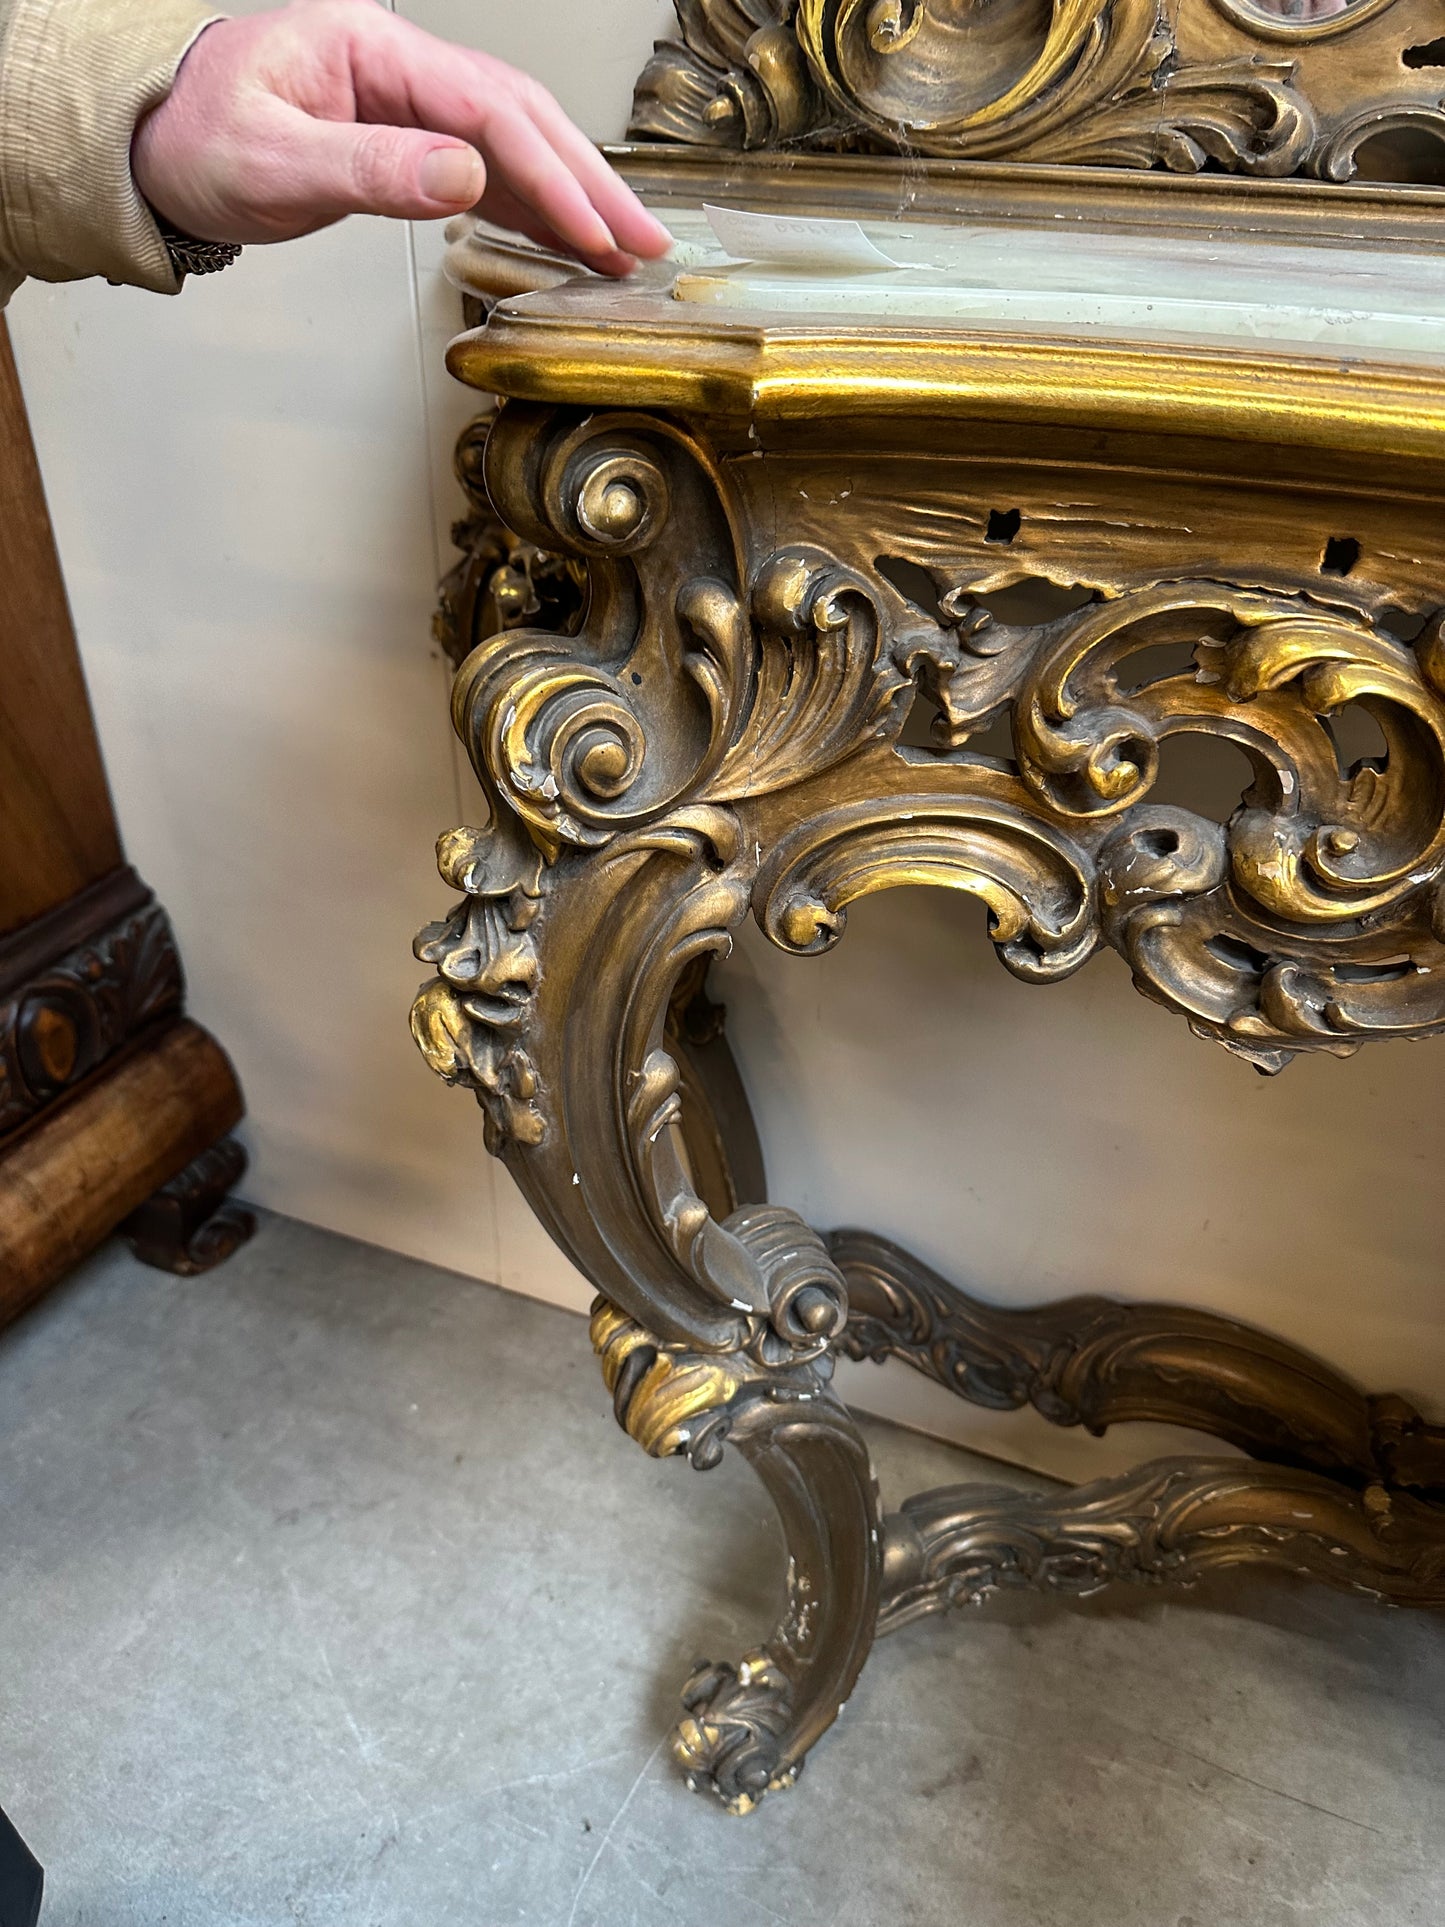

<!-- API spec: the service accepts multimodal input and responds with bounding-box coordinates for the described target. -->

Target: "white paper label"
[703,204,902,273]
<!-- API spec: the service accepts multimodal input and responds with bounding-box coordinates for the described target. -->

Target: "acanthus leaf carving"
[424,409,1445,1074]
[631,0,823,149]
[410,811,549,1151]
[715,546,912,800]
[880,1457,1445,1633]
[754,791,1100,982]
[627,0,1444,183]
[449,408,753,853]
[591,1292,873,1814]
[1012,60,1317,175]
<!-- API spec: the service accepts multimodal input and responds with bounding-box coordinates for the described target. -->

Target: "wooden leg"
[413,800,883,1811]
[666,953,767,1221]
[596,1276,881,1812]
[121,1134,256,1277]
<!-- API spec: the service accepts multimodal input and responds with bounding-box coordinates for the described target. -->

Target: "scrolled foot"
[674,1652,799,1815]
[121,1135,256,1277]
[592,1287,881,1812]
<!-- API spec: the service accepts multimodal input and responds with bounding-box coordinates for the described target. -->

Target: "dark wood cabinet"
[0,317,252,1326]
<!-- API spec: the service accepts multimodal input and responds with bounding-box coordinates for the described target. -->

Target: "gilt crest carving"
[630,0,1445,180]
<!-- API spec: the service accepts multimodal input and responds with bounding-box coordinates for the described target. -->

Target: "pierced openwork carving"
[432,411,584,673]
[420,410,1445,1075]
[631,0,1445,181]
[418,34,1445,1800]
[415,387,1445,1806]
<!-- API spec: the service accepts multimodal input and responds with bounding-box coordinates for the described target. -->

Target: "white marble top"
[664,206,1445,363]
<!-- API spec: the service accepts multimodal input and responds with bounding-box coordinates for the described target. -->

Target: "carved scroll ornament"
[592,1291,879,1813]
[413,393,1445,1803]
[418,407,1445,1079]
[631,0,1445,180]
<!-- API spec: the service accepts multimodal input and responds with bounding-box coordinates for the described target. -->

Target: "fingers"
[466,106,637,274]
[473,182,583,261]
[523,90,672,260]
[137,0,673,266]
[243,115,486,234]
[342,20,671,272]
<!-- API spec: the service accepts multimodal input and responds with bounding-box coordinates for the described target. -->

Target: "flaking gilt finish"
[632,0,1445,182]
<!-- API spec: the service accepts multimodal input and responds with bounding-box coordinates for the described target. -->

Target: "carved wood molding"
[631,0,1445,181]
[0,867,184,1146]
[415,332,1445,1799]
[879,1456,1445,1632]
[832,1228,1445,1494]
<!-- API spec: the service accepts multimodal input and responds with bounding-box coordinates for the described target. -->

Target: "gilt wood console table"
[413,0,1445,1812]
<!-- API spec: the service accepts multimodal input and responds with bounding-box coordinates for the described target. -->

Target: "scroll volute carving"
[631,0,1445,182]
[423,406,1445,1073]
[433,412,584,675]
[1036,590,1445,1066]
[897,576,1445,1068]
[448,404,753,855]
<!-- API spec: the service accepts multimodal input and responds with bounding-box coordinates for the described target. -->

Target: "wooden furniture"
[414,0,1445,1812]
[0,319,252,1328]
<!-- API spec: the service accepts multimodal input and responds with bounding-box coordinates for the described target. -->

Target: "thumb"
[271,119,485,227]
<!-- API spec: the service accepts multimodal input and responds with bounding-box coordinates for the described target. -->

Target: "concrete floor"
[1,1214,1441,1927]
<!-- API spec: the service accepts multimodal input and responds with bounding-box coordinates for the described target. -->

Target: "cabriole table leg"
[414,392,1445,1808]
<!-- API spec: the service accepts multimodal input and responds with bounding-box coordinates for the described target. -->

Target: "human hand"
[132,0,672,275]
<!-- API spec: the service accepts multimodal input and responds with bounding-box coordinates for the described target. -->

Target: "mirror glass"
[1237,0,1357,18]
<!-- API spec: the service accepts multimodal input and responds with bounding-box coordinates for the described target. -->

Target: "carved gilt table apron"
[414,155,1445,1812]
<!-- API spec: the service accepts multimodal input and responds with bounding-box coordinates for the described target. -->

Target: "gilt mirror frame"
[622,0,1445,187]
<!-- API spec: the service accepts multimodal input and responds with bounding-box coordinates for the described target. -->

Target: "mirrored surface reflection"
[1246,0,1353,19]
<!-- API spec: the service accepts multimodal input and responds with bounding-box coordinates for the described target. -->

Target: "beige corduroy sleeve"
[0,0,223,302]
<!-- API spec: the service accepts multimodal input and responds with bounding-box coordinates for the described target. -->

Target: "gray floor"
[1,1215,1441,1927]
